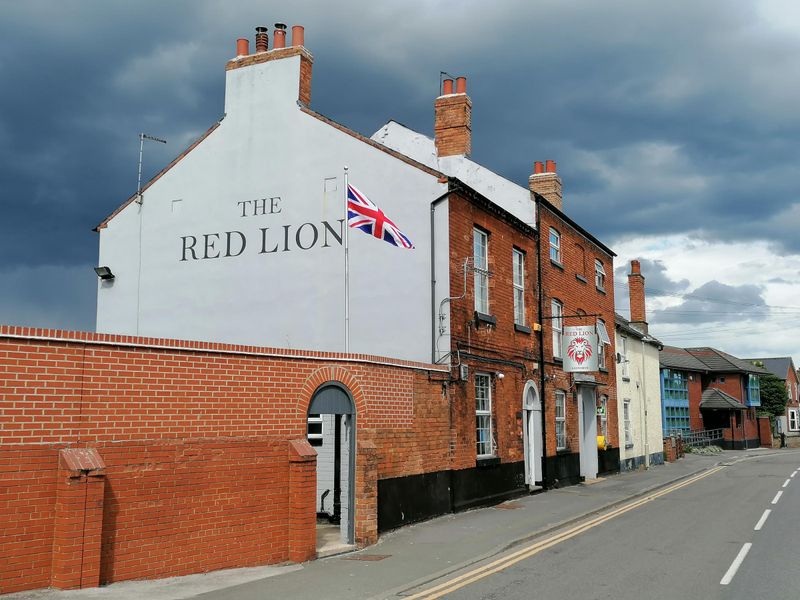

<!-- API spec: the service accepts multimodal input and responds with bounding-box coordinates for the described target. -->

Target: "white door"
[577,386,598,479]
[522,383,543,486]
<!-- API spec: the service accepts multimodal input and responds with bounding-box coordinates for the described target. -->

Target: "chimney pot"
[291,25,305,47]
[255,27,269,53]
[533,161,544,174]
[274,23,287,49]
[236,38,250,56]
[631,259,641,275]
[455,76,467,94]
[545,159,556,173]
[442,78,454,95]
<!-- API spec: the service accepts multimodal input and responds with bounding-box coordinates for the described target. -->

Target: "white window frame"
[599,395,608,441]
[473,228,489,314]
[597,318,608,369]
[623,399,633,447]
[513,249,525,326]
[552,299,564,359]
[307,414,323,446]
[620,336,629,378]
[595,259,606,290]
[475,373,494,458]
[555,390,567,450]
[790,409,799,432]
[549,228,561,264]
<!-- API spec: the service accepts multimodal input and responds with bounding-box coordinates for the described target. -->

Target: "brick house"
[745,357,799,437]
[0,24,623,593]
[659,346,768,448]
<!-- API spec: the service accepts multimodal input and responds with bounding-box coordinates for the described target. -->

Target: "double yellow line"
[405,466,725,599]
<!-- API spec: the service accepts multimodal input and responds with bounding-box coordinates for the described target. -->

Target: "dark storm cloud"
[650,280,769,325]
[1,0,799,328]
[614,258,690,298]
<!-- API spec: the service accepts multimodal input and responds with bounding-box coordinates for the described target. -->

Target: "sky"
[1,0,799,366]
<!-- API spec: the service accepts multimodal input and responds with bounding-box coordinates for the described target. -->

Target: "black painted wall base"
[543,452,582,488]
[598,447,620,476]
[721,438,761,450]
[620,450,666,472]
[377,461,527,533]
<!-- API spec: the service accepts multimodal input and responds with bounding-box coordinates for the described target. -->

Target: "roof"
[614,313,662,348]
[700,388,747,410]
[659,345,709,372]
[744,357,795,380]
[685,347,769,375]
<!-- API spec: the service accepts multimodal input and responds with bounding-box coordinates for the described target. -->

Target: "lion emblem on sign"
[567,337,593,365]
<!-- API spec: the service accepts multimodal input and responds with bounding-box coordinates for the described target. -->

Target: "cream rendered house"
[615,261,664,470]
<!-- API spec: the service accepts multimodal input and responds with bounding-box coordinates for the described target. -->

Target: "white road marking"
[754,509,771,531]
[720,543,752,585]
[783,479,791,488]
[772,491,783,504]
[791,471,797,478]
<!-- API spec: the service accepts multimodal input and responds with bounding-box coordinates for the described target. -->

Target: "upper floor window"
[619,336,629,378]
[512,249,525,326]
[549,228,561,264]
[747,374,761,407]
[552,299,564,358]
[473,228,489,314]
[595,259,606,290]
[597,318,610,369]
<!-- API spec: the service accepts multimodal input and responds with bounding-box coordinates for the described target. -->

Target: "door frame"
[522,380,542,486]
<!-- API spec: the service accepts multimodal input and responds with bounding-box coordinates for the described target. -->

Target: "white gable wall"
[97,54,448,363]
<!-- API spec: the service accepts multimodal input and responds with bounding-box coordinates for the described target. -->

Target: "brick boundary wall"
[0,326,446,594]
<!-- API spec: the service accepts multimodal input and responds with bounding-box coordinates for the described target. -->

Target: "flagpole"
[344,166,350,353]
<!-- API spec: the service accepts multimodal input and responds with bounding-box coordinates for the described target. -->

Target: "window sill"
[550,259,565,271]
[599,367,609,374]
[622,377,630,382]
[515,324,531,334]
[625,443,634,449]
[475,311,497,327]
[476,456,500,467]
[553,357,563,364]
[596,286,606,295]
[576,274,587,284]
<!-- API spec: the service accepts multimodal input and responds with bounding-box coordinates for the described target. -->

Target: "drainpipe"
[534,194,548,486]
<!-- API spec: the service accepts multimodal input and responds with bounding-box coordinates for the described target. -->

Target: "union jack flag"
[347,184,414,249]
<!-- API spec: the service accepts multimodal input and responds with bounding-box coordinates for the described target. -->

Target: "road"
[409,452,800,600]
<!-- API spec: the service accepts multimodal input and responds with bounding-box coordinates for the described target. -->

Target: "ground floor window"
[598,395,608,443]
[623,399,633,447]
[555,390,567,450]
[475,373,494,457]
[790,409,799,431]
[307,414,323,446]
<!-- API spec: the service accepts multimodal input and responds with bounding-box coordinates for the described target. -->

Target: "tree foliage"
[759,373,788,417]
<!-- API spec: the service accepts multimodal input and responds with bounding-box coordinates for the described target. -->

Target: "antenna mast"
[136,133,167,204]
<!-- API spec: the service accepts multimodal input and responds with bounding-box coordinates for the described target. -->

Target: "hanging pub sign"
[562,325,599,373]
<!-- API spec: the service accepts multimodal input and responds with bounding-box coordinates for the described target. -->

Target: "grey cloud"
[651,280,768,325]
[614,258,690,299]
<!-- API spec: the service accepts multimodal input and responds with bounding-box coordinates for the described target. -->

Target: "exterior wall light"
[94,266,115,281]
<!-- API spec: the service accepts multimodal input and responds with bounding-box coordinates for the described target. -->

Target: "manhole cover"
[341,554,391,561]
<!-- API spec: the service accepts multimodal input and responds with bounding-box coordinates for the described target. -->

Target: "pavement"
[4,448,786,600]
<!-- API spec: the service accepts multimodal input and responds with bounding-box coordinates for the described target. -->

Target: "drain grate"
[495,501,523,510]
[341,554,391,561]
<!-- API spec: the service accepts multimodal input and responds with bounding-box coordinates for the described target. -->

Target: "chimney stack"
[273,23,287,48]
[434,75,471,157]
[529,159,563,211]
[628,259,648,333]
[255,27,269,52]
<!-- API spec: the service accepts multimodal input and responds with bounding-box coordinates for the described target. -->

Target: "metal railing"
[664,428,724,448]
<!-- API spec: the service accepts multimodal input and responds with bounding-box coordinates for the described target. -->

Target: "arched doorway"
[307,383,356,551]
[522,381,543,488]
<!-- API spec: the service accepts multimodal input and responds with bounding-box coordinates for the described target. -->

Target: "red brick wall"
[539,203,618,456]
[707,373,746,401]
[447,192,539,468]
[0,326,445,593]
[688,375,704,431]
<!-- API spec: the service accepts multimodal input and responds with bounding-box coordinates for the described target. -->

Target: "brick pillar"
[355,438,378,546]
[51,448,106,590]
[288,439,317,563]
[758,416,773,447]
